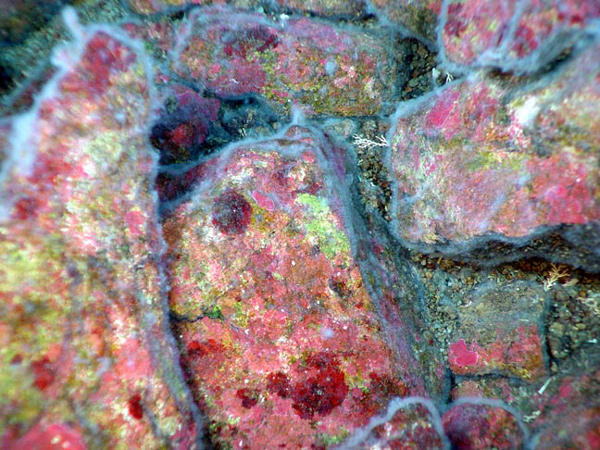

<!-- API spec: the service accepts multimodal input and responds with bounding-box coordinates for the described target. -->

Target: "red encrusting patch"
[212,189,253,234]
[266,371,292,398]
[354,372,409,417]
[128,394,144,420]
[291,353,349,419]
[236,388,259,409]
[266,353,350,419]
[81,33,136,97]
[444,3,468,38]
[31,357,55,391]
[12,197,39,221]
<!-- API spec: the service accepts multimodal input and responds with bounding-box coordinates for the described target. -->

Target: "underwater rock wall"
[1,0,599,448]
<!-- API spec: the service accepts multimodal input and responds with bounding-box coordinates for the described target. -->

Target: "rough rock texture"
[389,38,600,270]
[371,0,442,43]
[442,402,525,449]
[171,7,400,116]
[0,0,65,46]
[0,25,201,448]
[149,85,221,165]
[447,281,547,381]
[533,367,600,449]
[340,398,448,448]
[272,0,367,19]
[127,0,367,18]
[162,126,429,447]
[127,0,236,15]
[448,362,600,450]
[441,0,600,73]
[1,0,599,449]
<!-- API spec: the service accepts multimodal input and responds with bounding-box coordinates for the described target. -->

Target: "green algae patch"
[296,193,351,263]
[0,364,44,433]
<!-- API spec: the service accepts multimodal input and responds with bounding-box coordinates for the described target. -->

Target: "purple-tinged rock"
[171,6,399,116]
[440,0,600,73]
[127,0,221,15]
[273,0,367,18]
[126,0,366,19]
[0,16,201,447]
[121,19,178,63]
[442,400,526,449]
[163,125,431,447]
[533,368,600,449]
[388,39,600,269]
[449,356,600,449]
[340,397,448,448]
[150,85,221,165]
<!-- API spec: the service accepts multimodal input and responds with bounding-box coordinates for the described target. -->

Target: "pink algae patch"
[4,423,86,450]
[252,190,276,211]
[425,89,461,138]
[114,338,152,380]
[449,339,479,368]
[530,155,600,225]
[11,197,39,221]
[125,210,146,237]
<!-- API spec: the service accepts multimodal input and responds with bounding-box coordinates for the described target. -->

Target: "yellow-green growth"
[296,193,350,263]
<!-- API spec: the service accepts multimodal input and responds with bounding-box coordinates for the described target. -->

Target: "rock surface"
[0,1,599,449]
[447,281,547,381]
[162,126,428,447]
[171,7,400,116]
[441,0,600,73]
[0,23,202,448]
[389,38,600,270]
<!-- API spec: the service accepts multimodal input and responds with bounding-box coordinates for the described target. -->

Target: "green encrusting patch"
[295,193,350,263]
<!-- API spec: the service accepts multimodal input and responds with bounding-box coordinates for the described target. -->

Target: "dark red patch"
[266,371,292,399]
[292,371,348,420]
[31,357,55,391]
[128,394,144,420]
[369,372,408,398]
[155,164,208,204]
[212,189,252,235]
[289,352,349,420]
[12,197,39,220]
[236,388,259,409]
[150,119,208,165]
[272,168,289,186]
[513,25,537,57]
[187,339,225,358]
